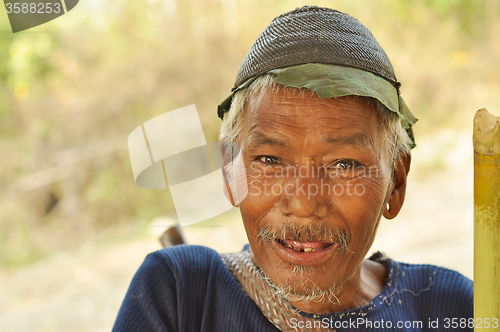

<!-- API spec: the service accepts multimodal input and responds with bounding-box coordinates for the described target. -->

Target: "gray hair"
[219,74,412,161]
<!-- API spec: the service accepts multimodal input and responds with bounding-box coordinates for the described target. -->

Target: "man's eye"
[259,156,280,165]
[331,160,359,170]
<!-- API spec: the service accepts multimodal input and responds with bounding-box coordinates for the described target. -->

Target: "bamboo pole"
[473,108,500,330]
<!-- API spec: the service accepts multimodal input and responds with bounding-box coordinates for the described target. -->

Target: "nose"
[279,170,328,219]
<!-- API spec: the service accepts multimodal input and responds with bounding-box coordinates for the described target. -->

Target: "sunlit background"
[1,0,499,331]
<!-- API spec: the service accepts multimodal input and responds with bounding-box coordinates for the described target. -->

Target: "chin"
[258,252,342,296]
[263,266,344,305]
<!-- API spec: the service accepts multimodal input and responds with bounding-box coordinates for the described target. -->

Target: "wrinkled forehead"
[241,87,384,151]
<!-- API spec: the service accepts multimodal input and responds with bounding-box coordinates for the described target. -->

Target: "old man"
[113,6,473,331]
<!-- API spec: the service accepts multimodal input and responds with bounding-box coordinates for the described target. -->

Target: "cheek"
[239,178,282,236]
[244,162,286,207]
[333,177,389,239]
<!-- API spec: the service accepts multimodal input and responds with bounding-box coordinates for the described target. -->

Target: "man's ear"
[383,152,411,219]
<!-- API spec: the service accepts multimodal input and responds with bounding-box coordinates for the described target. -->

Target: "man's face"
[237,87,394,308]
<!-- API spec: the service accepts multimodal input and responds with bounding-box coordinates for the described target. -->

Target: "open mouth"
[269,235,341,266]
[276,239,333,252]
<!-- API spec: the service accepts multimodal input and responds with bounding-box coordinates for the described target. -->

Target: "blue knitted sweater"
[112,245,473,331]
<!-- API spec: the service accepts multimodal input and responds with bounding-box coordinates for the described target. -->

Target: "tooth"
[293,247,301,251]
[304,248,312,252]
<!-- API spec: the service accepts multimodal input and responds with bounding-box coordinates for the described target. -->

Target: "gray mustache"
[258,223,350,251]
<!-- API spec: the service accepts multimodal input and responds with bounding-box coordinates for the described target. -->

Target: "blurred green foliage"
[0,0,499,266]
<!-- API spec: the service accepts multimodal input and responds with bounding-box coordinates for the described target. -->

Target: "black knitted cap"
[233,6,400,92]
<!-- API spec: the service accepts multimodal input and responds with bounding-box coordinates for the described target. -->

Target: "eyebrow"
[247,131,288,147]
[321,134,374,149]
